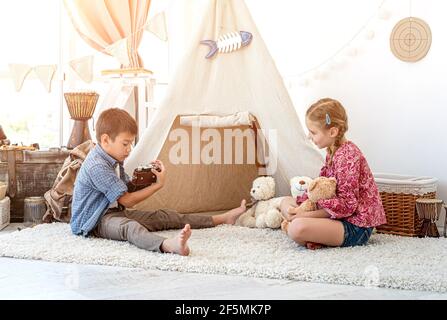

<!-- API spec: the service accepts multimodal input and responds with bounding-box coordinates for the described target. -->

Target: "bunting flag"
[8,64,33,92]
[33,65,57,92]
[93,83,135,130]
[9,64,57,92]
[9,10,170,92]
[69,55,94,83]
[145,11,168,41]
[104,38,130,67]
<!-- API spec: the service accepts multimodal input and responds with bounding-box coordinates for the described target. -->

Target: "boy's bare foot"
[213,199,247,225]
[305,241,325,250]
[161,224,192,256]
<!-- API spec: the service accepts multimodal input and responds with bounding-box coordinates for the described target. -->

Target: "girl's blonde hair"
[306,98,348,162]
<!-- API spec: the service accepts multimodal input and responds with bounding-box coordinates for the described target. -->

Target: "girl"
[281,98,386,249]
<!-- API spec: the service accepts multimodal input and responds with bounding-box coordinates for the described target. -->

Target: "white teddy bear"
[235,176,284,229]
[290,176,313,198]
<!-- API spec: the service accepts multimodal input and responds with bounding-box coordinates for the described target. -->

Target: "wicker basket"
[0,196,10,231]
[374,173,438,237]
[0,181,6,200]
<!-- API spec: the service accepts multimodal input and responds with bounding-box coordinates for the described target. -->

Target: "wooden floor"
[1,223,446,300]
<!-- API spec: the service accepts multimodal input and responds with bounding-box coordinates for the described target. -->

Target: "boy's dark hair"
[95,108,138,142]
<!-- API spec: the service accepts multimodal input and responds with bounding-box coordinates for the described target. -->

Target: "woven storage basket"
[374,173,438,237]
[0,196,10,231]
[0,181,6,200]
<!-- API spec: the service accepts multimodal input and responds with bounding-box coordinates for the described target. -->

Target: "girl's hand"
[286,206,305,221]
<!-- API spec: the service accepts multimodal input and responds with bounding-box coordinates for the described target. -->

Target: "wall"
[245,0,447,216]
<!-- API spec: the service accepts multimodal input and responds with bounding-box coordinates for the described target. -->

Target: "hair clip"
[325,113,331,125]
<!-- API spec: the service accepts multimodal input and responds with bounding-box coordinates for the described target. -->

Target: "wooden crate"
[0,149,69,222]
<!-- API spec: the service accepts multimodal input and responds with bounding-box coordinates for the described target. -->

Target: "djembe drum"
[415,198,444,237]
[64,92,99,149]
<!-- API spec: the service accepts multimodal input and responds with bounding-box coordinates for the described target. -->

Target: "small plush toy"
[235,176,284,229]
[290,176,313,198]
[281,176,337,233]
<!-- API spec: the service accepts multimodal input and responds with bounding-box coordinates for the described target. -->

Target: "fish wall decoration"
[200,31,253,59]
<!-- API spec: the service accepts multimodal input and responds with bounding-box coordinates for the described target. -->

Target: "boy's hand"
[151,160,166,188]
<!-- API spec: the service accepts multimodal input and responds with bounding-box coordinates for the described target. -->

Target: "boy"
[71,108,246,256]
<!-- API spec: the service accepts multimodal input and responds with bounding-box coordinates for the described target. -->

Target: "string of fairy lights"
[282,0,394,89]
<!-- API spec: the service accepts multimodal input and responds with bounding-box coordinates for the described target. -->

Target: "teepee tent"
[124,0,323,213]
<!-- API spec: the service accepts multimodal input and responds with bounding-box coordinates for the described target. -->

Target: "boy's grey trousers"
[91,208,214,252]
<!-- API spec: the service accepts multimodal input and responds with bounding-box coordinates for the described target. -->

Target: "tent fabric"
[124,0,323,210]
[132,116,260,213]
[179,112,253,128]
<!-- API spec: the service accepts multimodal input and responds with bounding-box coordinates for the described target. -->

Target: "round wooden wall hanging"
[390,17,431,62]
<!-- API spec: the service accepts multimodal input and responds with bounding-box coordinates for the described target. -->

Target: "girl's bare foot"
[281,206,297,222]
[305,241,325,250]
[213,199,247,225]
[161,224,192,256]
[281,220,289,234]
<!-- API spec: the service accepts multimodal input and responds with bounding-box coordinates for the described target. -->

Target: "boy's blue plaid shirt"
[70,144,130,236]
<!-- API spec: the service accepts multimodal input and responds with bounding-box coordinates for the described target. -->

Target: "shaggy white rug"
[0,223,446,292]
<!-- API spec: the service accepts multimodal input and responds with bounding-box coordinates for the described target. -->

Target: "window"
[0,0,188,148]
[0,0,62,148]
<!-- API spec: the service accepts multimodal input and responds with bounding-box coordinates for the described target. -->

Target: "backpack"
[43,140,95,223]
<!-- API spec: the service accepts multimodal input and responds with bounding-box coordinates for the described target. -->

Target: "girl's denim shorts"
[341,220,373,247]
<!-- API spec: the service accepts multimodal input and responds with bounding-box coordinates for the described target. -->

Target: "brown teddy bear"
[281,176,337,233]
